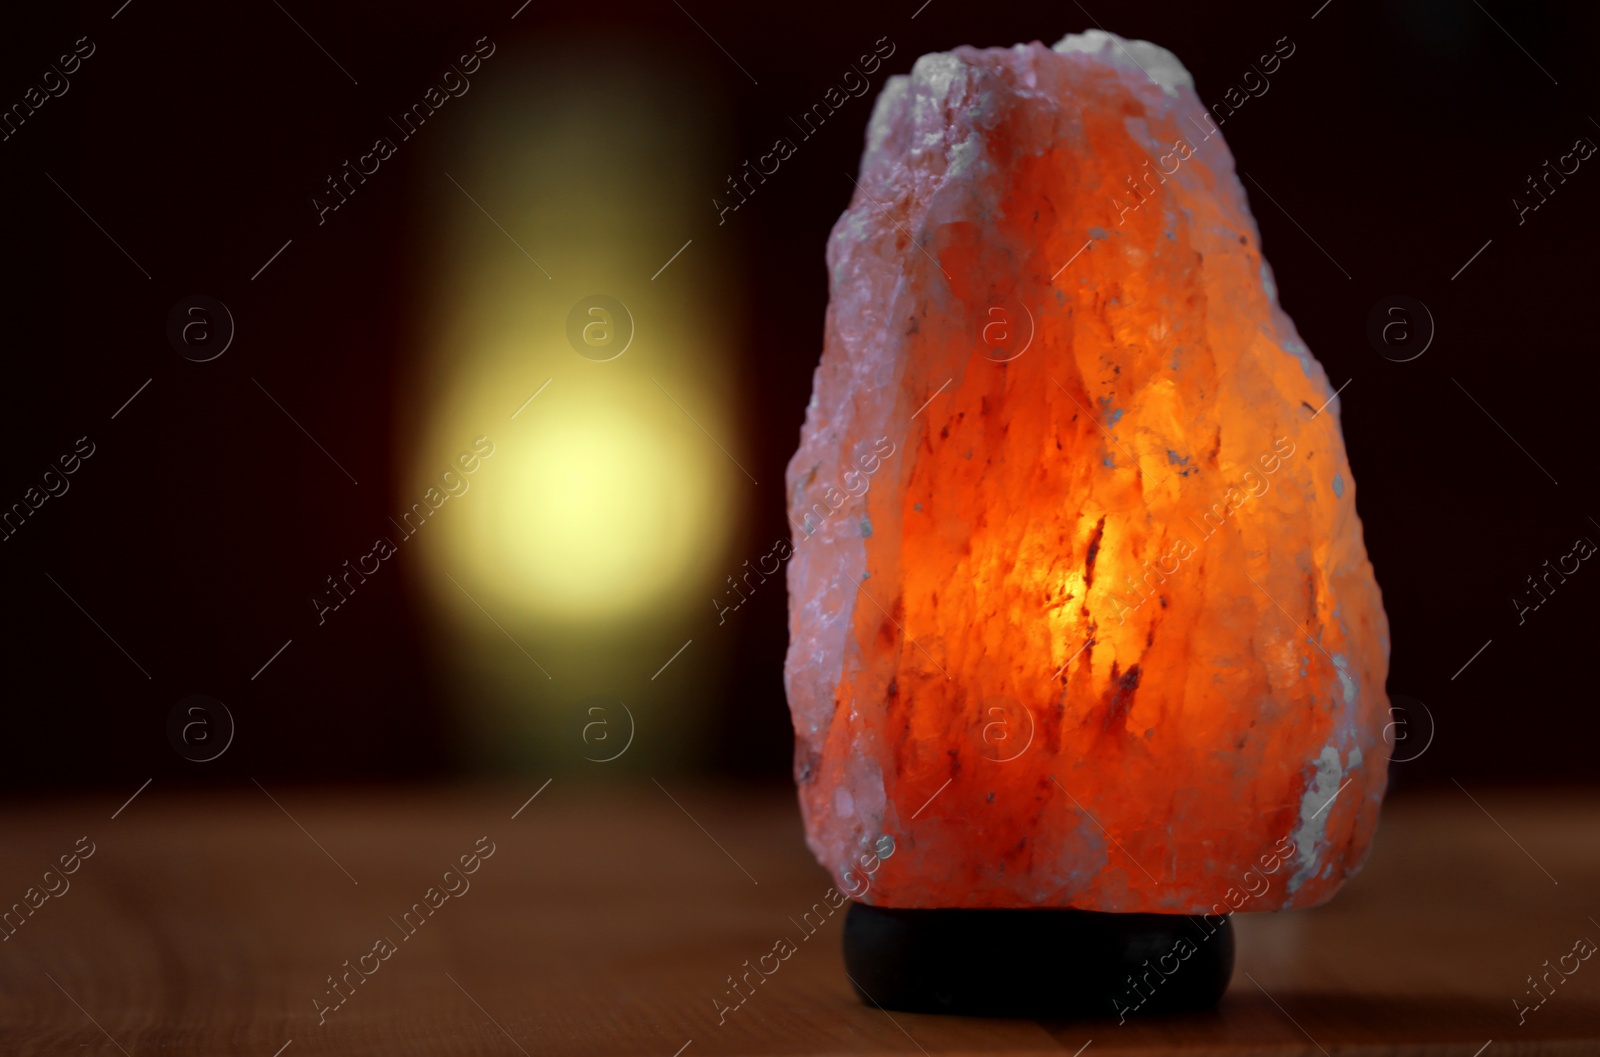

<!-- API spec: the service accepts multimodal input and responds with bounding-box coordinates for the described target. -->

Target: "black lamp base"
[842,902,1234,1018]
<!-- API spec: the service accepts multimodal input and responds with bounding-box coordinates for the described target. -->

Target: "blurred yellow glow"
[402,46,741,660]
[463,379,727,620]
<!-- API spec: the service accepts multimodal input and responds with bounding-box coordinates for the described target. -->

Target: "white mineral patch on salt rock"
[1288,743,1343,895]
[1053,29,1193,97]
[865,75,908,158]
[910,51,966,103]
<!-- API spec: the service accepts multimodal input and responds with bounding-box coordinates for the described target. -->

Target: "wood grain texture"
[0,783,1595,1055]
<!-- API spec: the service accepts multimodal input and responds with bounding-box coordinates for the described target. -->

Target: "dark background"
[1,0,1595,797]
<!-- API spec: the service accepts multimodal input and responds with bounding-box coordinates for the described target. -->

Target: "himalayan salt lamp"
[784,29,1390,1016]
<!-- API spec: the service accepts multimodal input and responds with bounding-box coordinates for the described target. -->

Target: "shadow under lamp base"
[842,902,1235,1018]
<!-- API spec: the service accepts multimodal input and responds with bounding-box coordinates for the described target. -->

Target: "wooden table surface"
[1,781,1596,1056]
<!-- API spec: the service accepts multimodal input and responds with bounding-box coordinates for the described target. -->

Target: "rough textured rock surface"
[783,31,1390,914]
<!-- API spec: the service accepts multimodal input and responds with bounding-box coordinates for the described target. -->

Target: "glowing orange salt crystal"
[784,31,1390,913]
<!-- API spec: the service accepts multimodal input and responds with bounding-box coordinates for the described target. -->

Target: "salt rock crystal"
[783,30,1390,914]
